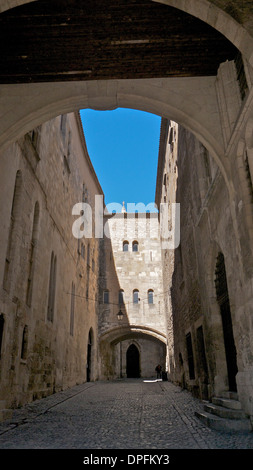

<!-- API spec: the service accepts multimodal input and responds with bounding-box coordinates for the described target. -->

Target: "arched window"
[87,328,93,382]
[21,325,28,360]
[26,201,40,307]
[118,289,124,305]
[47,252,57,322]
[133,289,139,304]
[103,290,109,304]
[148,289,154,304]
[132,241,138,252]
[123,241,129,252]
[70,282,75,336]
[87,243,90,266]
[3,170,22,292]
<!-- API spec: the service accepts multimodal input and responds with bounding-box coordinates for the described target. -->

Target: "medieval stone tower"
[98,210,167,380]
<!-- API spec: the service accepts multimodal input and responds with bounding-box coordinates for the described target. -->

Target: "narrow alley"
[0,380,252,450]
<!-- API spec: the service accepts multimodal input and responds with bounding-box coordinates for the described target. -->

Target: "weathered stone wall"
[0,112,102,408]
[157,116,253,418]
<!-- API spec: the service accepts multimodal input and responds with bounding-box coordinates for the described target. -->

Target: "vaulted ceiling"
[0,0,238,83]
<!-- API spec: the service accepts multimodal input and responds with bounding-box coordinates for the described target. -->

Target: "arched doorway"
[87,329,93,382]
[215,252,238,391]
[126,344,140,378]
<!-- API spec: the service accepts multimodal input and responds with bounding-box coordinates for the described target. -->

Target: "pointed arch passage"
[126,344,140,378]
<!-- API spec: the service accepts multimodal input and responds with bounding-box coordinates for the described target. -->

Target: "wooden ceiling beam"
[0,0,237,83]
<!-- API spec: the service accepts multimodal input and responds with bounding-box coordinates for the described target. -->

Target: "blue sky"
[80,108,161,212]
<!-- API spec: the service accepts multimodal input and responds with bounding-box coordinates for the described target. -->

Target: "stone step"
[0,409,13,423]
[219,391,238,400]
[195,410,252,432]
[204,403,247,420]
[212,397,242,410]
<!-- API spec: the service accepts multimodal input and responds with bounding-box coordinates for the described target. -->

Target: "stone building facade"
[0,112,102,410]
[98,211,167,380]
[156,117,253,424]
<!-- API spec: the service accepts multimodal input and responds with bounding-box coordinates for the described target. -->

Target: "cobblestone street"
[0,379,252,450]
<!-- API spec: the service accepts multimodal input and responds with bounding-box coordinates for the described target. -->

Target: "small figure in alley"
[155,364,162,379]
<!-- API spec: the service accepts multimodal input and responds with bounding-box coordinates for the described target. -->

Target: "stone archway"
[0,1,252,170]
[0,76,227,169]
[99,326,167,380]
[155,1,253,66]
[0,0,252,185]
